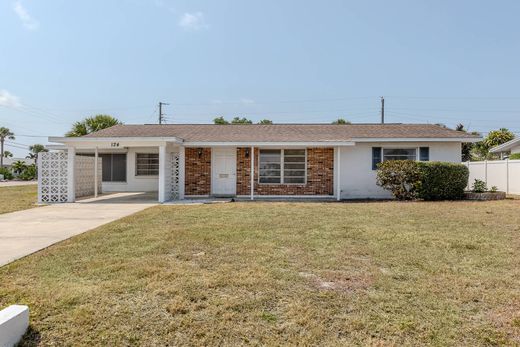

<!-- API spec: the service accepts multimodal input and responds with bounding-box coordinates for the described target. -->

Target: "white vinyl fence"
[465,160,520,194]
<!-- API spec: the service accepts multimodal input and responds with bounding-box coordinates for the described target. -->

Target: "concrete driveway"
[0,192,157,266]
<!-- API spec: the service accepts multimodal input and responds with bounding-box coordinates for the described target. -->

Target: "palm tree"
[0,127,15,168]
[11,160,27,175]
[26,144,48,167]
[3,150,13,158]
[66,115,121,137]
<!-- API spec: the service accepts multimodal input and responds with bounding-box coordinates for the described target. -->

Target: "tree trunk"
[0,138,4,168]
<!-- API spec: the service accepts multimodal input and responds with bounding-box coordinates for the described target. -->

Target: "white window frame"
[135,153,159,177]
[382,147,419,162]
[258,148,307,185]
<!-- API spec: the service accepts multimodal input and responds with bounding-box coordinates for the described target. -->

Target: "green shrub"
[416,162,469,200]
[509,153,520,160]
[19,164,37,181]
[376,160,421,200]
[472,179,487,193]
[0,167,13,180]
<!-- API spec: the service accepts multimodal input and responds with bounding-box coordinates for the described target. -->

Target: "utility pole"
[158,102,169,124]
[380,96,385,124]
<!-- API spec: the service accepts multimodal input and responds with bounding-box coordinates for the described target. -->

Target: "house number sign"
[111,142,120,147]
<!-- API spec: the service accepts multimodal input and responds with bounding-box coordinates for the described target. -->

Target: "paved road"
[0,193,157,266]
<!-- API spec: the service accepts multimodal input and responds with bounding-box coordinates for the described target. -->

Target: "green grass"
[0,185,38,214]
[1,201,520,345]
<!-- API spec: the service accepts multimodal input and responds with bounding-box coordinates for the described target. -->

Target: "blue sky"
[1,0,520,156]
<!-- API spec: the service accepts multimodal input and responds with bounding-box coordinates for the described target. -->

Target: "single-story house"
[42,123,480,203]
[490,137,520,159]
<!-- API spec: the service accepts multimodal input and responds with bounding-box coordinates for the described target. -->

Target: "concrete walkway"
[0,181,37,187]
[0,192,157,266]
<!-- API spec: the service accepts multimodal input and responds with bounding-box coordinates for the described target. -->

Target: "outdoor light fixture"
[245,148,250,158]
[197,148,203,157]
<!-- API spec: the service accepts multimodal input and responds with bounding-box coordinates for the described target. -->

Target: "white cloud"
[240,98,255,105]
[13,1,39,30]
[0,90,21,108]
[178,12,208,31]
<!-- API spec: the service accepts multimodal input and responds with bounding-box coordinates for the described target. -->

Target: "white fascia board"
[48,137,184,149]
[183,141,356,147]
[490,138,520,153]
[351,137,482,143]
[48,136,184,144]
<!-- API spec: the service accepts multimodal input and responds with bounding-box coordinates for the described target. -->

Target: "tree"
[27,144,48,167]
[213,116,253,124]
[213,116,229,125]
[331,118,351,125]
[456,123,481,162]
[66,115,121,137]
[231,117,252,124]
[2,150,13,158]
[258,119,273,124]
[0,127,15,168]
[11,160,27,175]
[474,128,514,160]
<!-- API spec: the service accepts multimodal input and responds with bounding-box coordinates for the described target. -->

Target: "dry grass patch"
[0,184,38,214]
[1,200,520,345]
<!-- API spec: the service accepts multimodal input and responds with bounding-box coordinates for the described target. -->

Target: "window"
[136,153,159,176]
[101,153,127,182]
[382,148,417,161]
[259,149,306,184]
[419,147,430,161]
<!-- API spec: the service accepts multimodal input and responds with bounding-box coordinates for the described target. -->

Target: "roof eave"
[490,138,520,153]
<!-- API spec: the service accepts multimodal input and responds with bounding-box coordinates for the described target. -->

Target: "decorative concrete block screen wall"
[38,151,69,203]
[466,160,520,194]
[170,152,180,199]
[75,156,102,198]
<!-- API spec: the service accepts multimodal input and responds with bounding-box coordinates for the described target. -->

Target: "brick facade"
[185,148,211,195]
[236,147,334,196]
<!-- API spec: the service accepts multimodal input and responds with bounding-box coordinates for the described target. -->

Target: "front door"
[212,148,237,196]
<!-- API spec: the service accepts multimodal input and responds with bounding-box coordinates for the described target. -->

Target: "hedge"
[417,162,469,200]
[376,160,469,201]
[509,153,520,160]
[0,167,13,180]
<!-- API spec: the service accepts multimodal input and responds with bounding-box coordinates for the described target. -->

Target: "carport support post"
[250,146,254,200]
[94,147,98,198]
[158,144,167,203]
[67,147,76,202]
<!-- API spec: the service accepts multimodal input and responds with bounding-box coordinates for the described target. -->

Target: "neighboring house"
[44,123,480,202]
[489,138,520,159]
[1,157,35,170]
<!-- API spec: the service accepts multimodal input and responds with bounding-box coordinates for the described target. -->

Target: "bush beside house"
[509,153,520,160]
[376,160,469,201]
[416,162,469,200]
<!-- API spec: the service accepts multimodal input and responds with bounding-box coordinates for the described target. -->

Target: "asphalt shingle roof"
[83,123,480,142]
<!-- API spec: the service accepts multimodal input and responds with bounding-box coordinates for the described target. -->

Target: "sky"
[1,0,520,157]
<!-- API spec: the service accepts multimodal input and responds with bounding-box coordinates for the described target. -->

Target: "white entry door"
[212,148,237,196]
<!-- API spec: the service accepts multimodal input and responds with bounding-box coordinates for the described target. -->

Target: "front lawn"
[1,201,520,345]
[0,184,38,214]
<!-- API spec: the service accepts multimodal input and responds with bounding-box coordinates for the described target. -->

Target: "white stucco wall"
[338,142,462,199]
[511,145,520,154]
[103,147,159,192]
